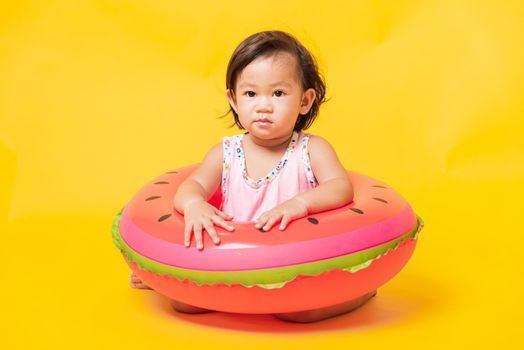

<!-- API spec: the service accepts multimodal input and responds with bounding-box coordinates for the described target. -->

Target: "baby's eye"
[245,91,256,97]
[274,90,284,97]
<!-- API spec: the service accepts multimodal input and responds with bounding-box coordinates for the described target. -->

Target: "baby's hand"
[183,200,235,250]
[255,197,309,232]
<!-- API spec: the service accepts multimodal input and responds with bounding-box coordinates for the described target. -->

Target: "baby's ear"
[226,89,238,113]
[226,89,235,101]
[300,88,316,115]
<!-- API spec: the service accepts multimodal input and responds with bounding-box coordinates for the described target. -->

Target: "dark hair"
[222,30,327,131]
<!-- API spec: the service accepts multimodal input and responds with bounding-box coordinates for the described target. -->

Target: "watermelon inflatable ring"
[112,164,423,314]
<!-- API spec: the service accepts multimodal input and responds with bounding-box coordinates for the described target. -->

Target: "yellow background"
[2,0,523,349]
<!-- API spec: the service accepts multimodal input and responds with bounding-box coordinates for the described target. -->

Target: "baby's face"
[227,52,315,140]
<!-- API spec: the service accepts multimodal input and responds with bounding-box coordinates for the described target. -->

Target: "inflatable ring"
[112,164,423,314]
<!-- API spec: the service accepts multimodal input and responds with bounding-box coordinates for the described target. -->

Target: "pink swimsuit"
[220,131,318,222]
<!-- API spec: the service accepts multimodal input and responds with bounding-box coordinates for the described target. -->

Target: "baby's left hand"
[255,197,309,231]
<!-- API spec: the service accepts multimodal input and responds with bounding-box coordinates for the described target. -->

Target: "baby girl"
[131,30,376,323]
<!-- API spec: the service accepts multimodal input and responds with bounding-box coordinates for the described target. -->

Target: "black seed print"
[350,208,364,214]
[166,171,178,174]
[372,185,388,189]
[145,196,161,201]
[158,214,172,222]
[307,217,319,224]
[154,181,169,184]
[373,197,388,204]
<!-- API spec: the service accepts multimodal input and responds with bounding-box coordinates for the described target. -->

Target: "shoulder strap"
[300,133,319,187]
[221,135,235,199]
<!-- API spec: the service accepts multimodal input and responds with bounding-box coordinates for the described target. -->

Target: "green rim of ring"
[112,208,423,289]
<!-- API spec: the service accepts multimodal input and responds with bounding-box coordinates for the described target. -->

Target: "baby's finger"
[255,215,269,230]
[211,215,235,231]
[263,214,280,231]
[279,214,291,230]
[194,224,204,250]
[203,221,221,245]
[255,212,269,228]
[215,210,234,221]
[184,225,192,247]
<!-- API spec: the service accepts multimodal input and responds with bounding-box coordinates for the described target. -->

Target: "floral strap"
[300,133,318,187]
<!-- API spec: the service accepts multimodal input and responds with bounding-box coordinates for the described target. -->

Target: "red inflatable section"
[125,237,417,314]
[120,165,417,270]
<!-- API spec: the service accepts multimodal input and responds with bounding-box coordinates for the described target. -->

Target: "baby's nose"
[256,98,273,113]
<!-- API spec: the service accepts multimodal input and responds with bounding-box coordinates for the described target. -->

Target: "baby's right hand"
[183,200,234,250]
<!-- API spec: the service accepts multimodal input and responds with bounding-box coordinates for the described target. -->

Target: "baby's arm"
[255,135,353,231]
[173,143,234,250]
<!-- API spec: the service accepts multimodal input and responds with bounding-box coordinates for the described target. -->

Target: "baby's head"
[225,30,326,133]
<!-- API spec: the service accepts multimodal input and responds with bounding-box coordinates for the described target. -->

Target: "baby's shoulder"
[304,134,333,151]
[304,134,340,161]
[202,142,223,163]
